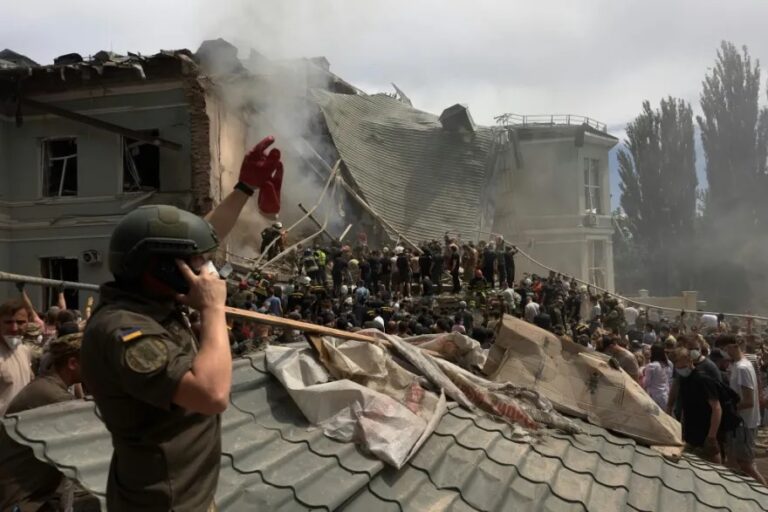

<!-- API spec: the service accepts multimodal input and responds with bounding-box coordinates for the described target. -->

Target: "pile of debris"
[252,309,682,468]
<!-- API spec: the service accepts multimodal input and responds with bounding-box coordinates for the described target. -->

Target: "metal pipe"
[0,271,100,292]
[298,203,337,242]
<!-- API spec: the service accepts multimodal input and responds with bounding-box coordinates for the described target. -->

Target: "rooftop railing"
[494,113,607,133]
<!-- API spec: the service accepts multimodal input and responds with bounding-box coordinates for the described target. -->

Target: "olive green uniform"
[81,284,220,512]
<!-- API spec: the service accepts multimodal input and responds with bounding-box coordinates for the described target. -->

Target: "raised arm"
[205,136,283,240]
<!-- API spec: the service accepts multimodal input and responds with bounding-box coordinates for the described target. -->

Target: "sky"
[4,0,768,206]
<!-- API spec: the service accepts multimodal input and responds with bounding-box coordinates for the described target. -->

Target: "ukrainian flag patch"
[119,328,144,343]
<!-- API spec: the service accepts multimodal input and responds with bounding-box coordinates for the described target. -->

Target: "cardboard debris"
[483,315,682,446]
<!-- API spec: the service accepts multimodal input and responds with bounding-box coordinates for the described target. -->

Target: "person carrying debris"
[81,136,284,512]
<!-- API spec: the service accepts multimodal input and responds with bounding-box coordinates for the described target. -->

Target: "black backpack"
[712,377,744,432]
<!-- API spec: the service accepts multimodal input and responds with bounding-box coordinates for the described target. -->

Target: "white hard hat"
[273,222,283,229]
[344,297,353,306]
[340,285,349,296]
[299,276,311,286]
[395,246,404,255]
[382,247,390,253]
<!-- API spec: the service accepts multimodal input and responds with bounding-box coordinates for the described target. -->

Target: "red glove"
[238,136,283,214]
[257,160,283,214]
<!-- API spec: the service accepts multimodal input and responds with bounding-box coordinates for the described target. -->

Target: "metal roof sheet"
[3,350,768,512]
[313,91,498,243]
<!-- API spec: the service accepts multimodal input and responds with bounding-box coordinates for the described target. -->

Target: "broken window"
[588,239,606,289]
[123,130,160,192]
[42,138,78,197]
[583,158,602,214]
[40,256,79,307]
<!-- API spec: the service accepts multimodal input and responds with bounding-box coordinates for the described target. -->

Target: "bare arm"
[204,189,250,242]
[707,399,722,439]
[666,378,679,415]
[172,260,232,415]
[739,385,755,410]
[19,286,44,326]
[56,289,66,310]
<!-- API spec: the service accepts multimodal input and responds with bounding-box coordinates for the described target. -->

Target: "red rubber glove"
[239,136,281,190]
[239,136,283,214]
[257,160,283,214]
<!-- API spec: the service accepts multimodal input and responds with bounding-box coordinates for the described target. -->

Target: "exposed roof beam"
[18,96,182,151]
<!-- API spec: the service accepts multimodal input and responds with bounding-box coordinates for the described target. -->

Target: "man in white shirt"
[721,335,766,485]
[524,296,540,324]
[624,304,639,328]
[0,299,34,415]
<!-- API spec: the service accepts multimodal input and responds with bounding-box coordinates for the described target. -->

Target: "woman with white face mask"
[0,299,35,415]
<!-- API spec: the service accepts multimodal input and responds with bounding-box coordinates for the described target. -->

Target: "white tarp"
[266,339,446,468]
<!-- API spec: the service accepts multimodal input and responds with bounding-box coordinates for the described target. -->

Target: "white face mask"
[689,349,701,361]
[4,335,22,349]
[677,367,693,378]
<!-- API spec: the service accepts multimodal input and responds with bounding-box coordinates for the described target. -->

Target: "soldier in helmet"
[81,136,283,511]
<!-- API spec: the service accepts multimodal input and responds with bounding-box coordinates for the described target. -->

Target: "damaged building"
[0,39,617,310]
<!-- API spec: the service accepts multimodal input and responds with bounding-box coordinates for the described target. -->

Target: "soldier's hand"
[174,259,226,312]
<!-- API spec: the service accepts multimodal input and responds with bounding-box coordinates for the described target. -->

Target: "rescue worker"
[260,221,284,260]
[301,247,320,283]
[81,136,283,511]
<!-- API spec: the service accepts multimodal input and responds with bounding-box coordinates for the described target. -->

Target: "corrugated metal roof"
[3,350,768,511]
[313,91,497,243]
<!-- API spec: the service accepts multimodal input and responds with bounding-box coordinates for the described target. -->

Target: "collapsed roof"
[313,90,499,243]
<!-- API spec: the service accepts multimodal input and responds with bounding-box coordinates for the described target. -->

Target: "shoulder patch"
[119,328,144,343]
[124,337,169,374]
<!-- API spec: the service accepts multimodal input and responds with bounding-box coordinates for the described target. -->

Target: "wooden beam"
[225,306,379,343]
[19,97,182,151]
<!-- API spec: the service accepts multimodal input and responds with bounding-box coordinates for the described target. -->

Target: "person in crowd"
[642,323,658,345]
[0,298,34,415]
[643,343,671,410]
[264,287,283,317]
[0,333,99,511]
[719,334,767,485]
[601,335,640,382]
[674,348,723,463]
[449,244,461,293]
[482,242,496,289]
[524,295,540,324]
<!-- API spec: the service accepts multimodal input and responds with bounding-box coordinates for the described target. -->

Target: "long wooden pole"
[225,306,380,343]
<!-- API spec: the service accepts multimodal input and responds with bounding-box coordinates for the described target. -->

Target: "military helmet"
[109,205,219,278]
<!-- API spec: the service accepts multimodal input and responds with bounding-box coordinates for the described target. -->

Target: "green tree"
[698,41,768,226]
[695,41,768,310]
[617,98,697,295]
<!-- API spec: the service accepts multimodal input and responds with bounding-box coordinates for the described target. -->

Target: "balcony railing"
[494,113,607,133]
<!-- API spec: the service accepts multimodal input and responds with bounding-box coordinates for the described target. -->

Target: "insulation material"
[405,332,487,371]
[483,315,682,446]
[266,341,445,468]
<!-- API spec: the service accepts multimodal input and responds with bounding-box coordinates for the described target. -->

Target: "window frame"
[41,136,78,198]
[583,157,602,214]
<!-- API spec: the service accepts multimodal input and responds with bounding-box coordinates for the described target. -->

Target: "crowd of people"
[229,233,768,485]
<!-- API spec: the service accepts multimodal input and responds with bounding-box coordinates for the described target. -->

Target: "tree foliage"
[697,41,768,227]
[695,41,768,310]
[617,98,697,295]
